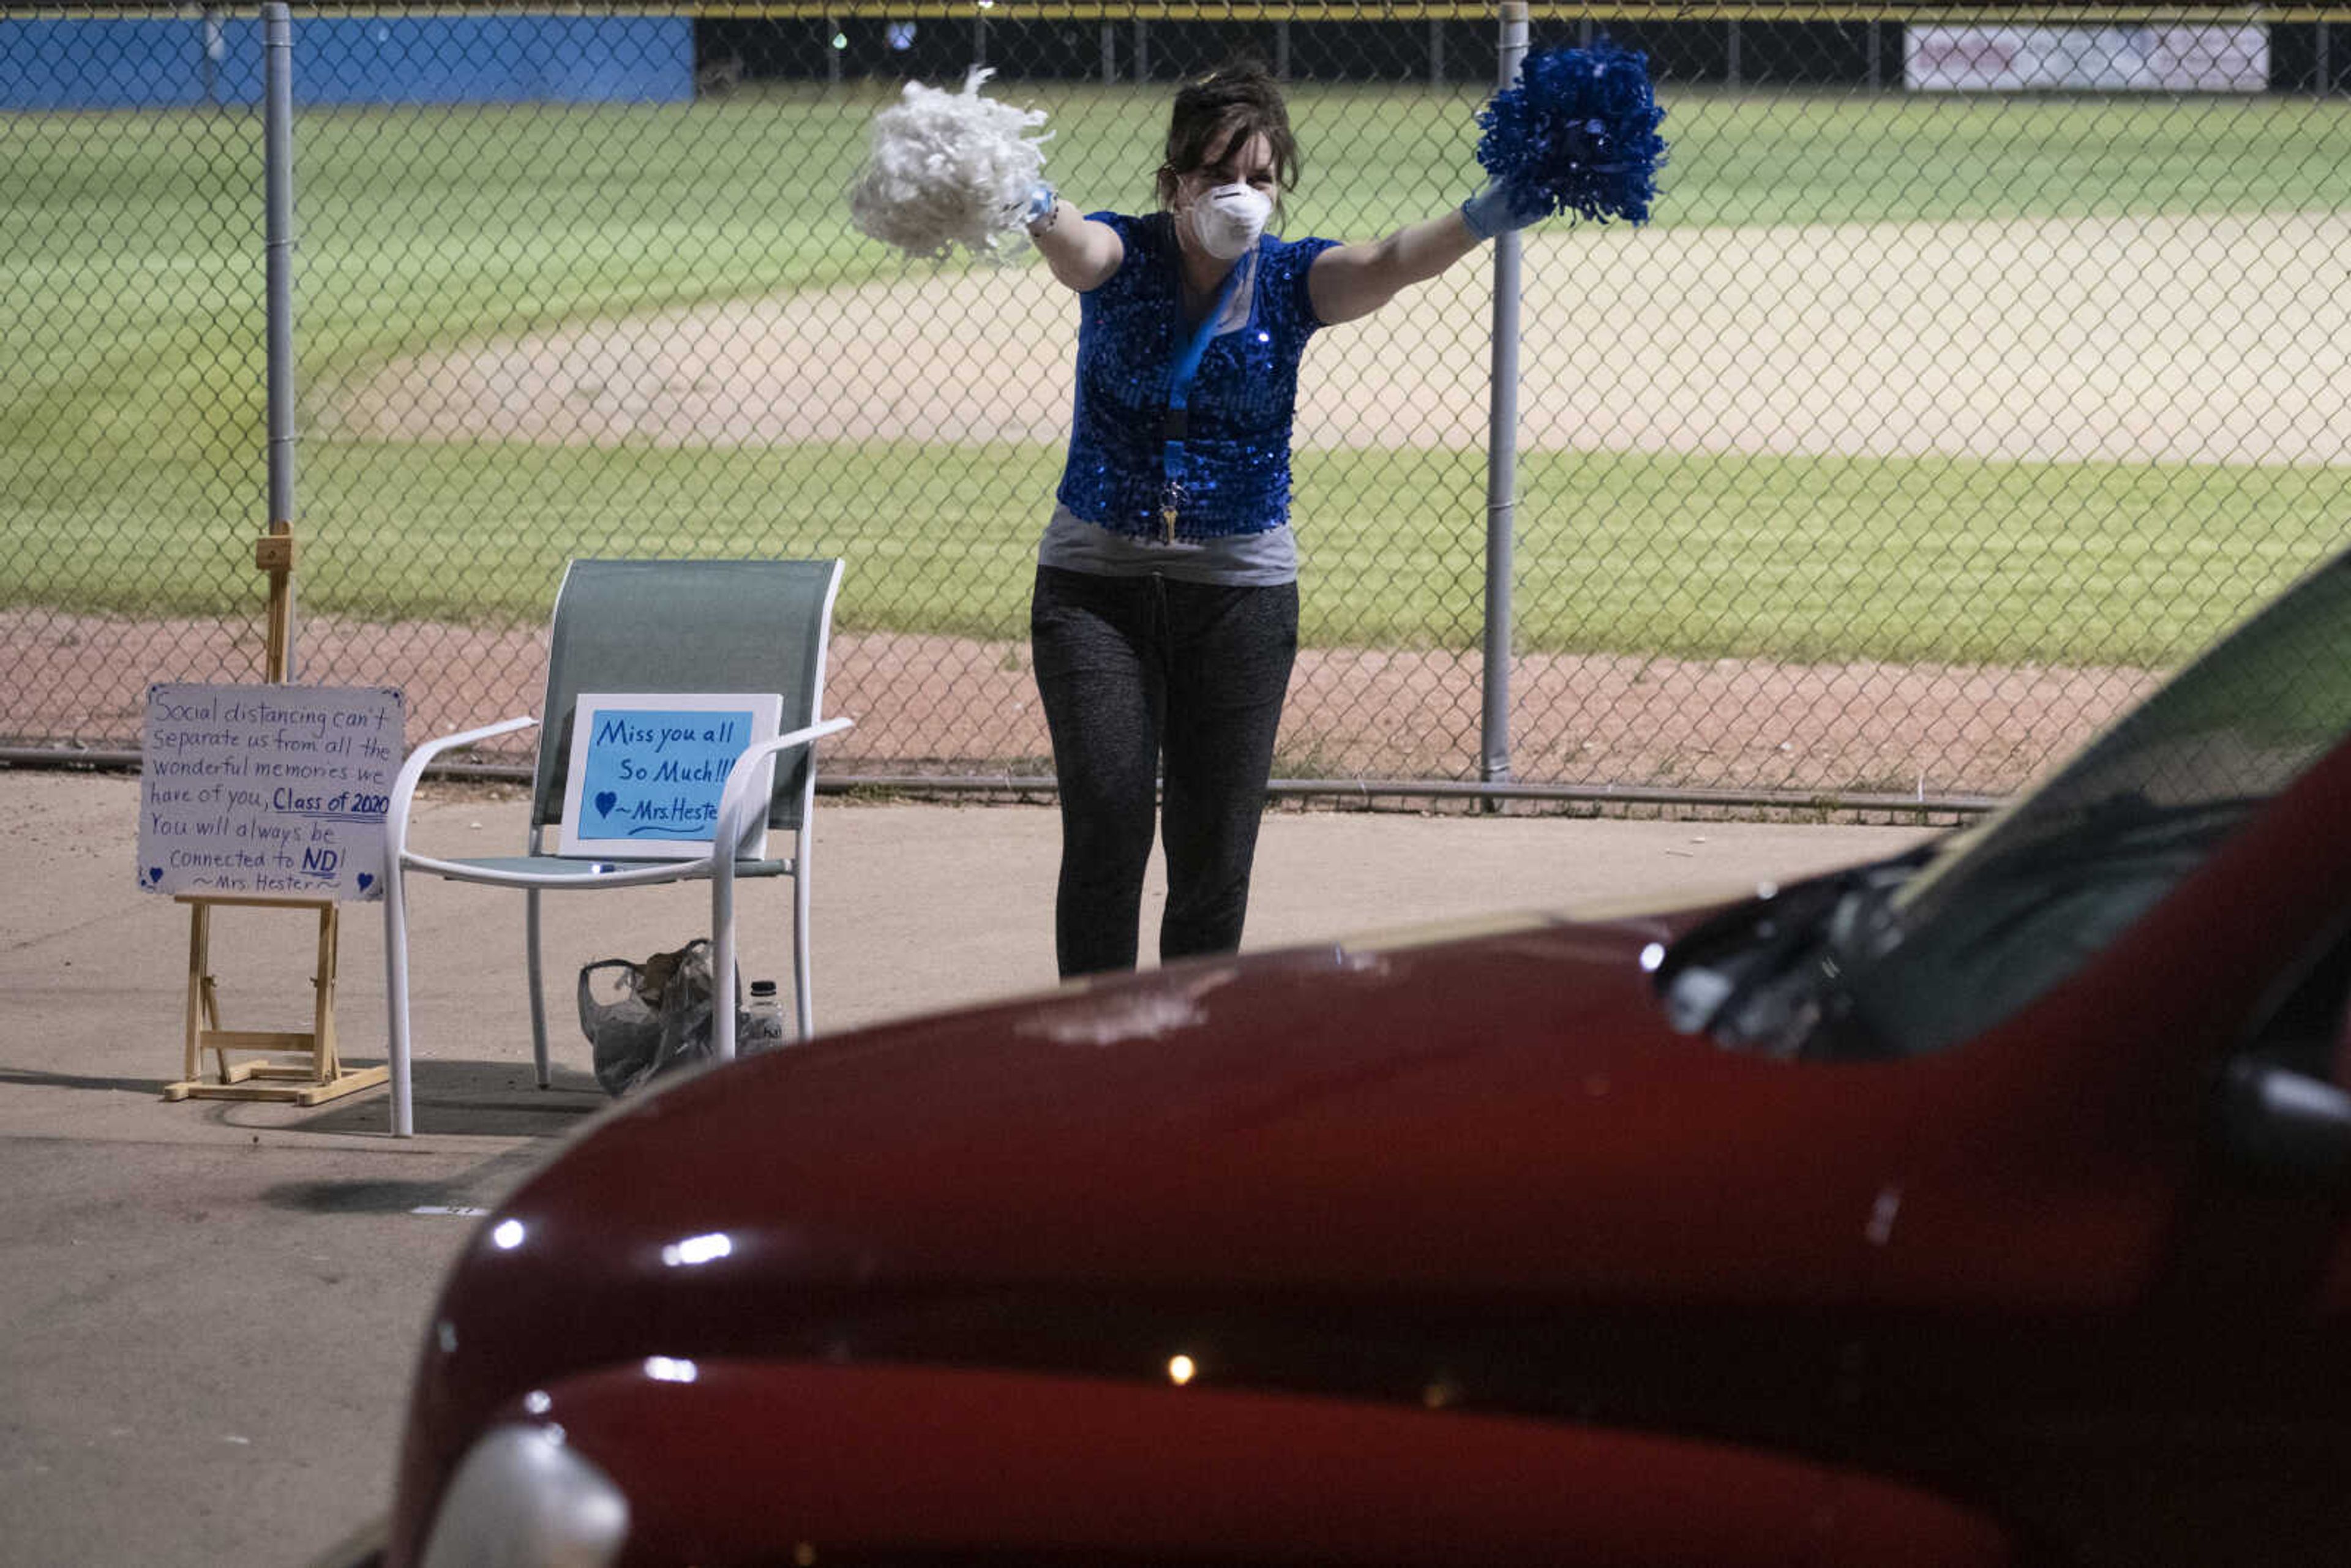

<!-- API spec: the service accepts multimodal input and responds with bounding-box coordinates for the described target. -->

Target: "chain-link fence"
[6,4,2349,808]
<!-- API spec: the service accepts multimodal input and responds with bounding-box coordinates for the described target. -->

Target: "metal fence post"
[264,1,297,680]
[1483,1,1528,790]
[201,6,223,108]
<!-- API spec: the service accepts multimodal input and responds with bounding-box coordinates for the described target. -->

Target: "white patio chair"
[381,558,852,1136]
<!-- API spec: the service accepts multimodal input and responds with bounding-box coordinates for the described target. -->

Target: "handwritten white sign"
[138,683,405,900]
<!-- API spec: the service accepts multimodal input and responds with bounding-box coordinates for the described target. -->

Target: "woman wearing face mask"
[1022,60,1546,979]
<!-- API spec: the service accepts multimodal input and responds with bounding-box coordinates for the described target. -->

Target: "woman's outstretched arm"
[1027,187,1124,293]
[1306,209,1487,326]
[1308,174,1547,324]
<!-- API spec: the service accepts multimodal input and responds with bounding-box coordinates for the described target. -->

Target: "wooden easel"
[161,522,388,1108]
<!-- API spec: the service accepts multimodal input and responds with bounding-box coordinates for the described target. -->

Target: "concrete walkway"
[0,766,1932,1566]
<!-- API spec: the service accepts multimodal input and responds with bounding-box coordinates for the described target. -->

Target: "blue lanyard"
[1159,258,1245,542]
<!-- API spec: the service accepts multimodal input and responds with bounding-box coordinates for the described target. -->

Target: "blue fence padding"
[0,18,239,109]
[296,16,692,106]
[0,15,691,111]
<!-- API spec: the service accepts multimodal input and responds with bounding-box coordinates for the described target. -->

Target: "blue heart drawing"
[143,866,163,887]
[594,790,618,818]
[357,872,375,893]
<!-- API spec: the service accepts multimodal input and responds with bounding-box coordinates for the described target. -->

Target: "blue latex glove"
[1022,181,1059,234]
[1460,176,1547,241]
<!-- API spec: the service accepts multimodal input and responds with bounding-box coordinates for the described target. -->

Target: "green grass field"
[6,84,2349,664]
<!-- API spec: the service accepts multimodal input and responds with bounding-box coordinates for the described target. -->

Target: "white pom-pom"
[847,67,1051,261]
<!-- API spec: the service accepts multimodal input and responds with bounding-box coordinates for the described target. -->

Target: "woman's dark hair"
[1154,59,1299,217]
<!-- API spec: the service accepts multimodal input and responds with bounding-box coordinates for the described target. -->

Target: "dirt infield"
[4,606,2153,797]
[328,211,2351,465]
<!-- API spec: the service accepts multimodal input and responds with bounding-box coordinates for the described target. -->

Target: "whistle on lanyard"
[1160,407,1188,544]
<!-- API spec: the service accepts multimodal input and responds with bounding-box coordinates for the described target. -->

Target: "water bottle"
[740,980,787,1053]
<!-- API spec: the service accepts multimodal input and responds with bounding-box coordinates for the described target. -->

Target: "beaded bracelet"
[1024,183,1060,237]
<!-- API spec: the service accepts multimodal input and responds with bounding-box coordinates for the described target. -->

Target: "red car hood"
[397,907,1932,1548]
[470,911,1759,1305]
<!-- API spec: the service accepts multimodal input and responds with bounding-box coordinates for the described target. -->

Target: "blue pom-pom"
[1475,39,1668,225]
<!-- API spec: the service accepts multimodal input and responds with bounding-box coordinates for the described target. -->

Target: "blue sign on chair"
[558,692,783,860]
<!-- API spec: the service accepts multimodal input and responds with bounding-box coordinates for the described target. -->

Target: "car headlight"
[419,1424,628,1568]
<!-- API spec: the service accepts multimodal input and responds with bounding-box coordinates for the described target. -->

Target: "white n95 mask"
[1190,182,1273,260]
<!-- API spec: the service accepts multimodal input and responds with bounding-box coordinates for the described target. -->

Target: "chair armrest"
[386,716,539,867]
[711,715,856,862]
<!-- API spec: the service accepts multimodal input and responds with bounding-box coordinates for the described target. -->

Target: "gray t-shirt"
[1038,504,1297,587]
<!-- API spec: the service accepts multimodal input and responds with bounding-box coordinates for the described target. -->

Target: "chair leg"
[526,888,550,1088]
[792,850,814,1042]
[712,863,738,1061]
[384,863,415,1138]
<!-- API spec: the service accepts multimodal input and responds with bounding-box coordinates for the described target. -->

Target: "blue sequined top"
[1056,212,1338,540]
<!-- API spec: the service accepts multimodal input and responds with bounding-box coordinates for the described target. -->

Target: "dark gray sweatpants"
[1030,565,1299,978]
